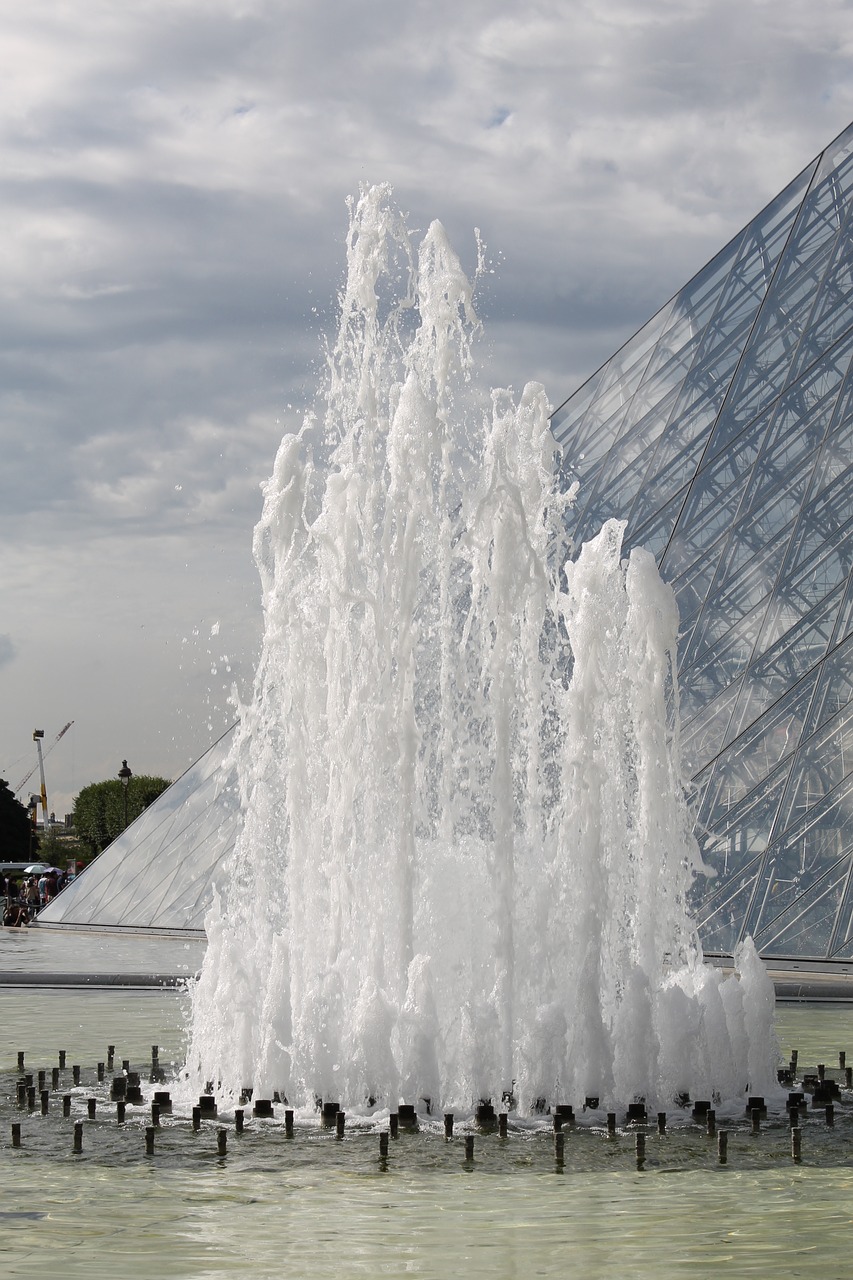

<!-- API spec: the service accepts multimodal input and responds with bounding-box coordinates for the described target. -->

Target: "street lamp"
[118,759,132,830]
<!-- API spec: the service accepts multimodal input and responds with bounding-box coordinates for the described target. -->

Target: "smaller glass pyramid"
[38,726,239,932]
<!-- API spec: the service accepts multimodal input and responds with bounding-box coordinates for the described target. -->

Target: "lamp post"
[118,759,132,831]
[28,796,39,859]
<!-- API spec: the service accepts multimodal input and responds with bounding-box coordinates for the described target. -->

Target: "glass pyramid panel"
[553,120,853,958]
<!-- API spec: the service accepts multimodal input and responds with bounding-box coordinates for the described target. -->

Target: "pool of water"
[2,958,853,1279]
[0,926,204,977]
[5,1157,853,1280]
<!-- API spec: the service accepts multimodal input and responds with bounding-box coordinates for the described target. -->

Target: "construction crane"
[14,722,74,826]
[32,730,49,831]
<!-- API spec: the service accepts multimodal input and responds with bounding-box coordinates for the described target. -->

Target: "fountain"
[185,184,778,1114]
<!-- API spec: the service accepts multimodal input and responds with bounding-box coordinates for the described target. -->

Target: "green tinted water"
[2,984,852,1279]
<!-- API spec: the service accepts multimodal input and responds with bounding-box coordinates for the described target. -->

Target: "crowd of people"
[2,868,70,927]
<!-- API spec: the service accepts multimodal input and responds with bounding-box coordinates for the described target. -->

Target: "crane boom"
[14,721,73,796]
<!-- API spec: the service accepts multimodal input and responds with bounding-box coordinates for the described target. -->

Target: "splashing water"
[186,185,777,1113]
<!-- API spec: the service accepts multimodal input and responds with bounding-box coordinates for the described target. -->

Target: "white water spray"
[187,185,777,1113]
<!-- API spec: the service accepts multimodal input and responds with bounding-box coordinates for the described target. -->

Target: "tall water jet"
[186,185,778,1113]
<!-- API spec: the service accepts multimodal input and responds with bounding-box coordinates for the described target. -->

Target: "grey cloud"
[0,635,15,669]
[1,0,852,810]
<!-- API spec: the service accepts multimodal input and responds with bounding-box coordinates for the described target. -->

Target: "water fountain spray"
[186,185,777,1113]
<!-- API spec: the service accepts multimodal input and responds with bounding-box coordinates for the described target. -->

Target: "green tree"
[72,774,171,856]
[0,778,33,860]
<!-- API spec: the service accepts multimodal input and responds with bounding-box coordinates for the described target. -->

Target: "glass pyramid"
[43,122,853,958]
[38,725,240,932]
[551,119,853,959]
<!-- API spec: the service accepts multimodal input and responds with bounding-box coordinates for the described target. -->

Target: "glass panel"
[740,775,853,950]
[680,680,740,777]
[758,525,853,656]
[698,764,790,881]
[705,162,836,460]
[709,494,798,603]
[570,390,680,543]
[790,210,853,380]
[812,121,853,188]
[752,860,849,956]
[808,404,853,503]
[696,672,817,821]
[662,421,766,580]
[778,700,853,831]
[697,759,788,856]
[827,857,853,957]
[554,303,675,464]
[724,585,843,744]
[831,570,853,646]
[695,862,762,955]
[551,369,604,450]
[670,544,727,629]
[684,590,768,679]
[625,486,686,563]
[628,423,709,533]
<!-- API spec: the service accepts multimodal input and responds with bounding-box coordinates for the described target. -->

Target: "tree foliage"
[72,775,171,855]
[0,778,33,860]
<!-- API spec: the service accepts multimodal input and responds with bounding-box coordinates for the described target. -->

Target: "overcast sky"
[1,0,852,821]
